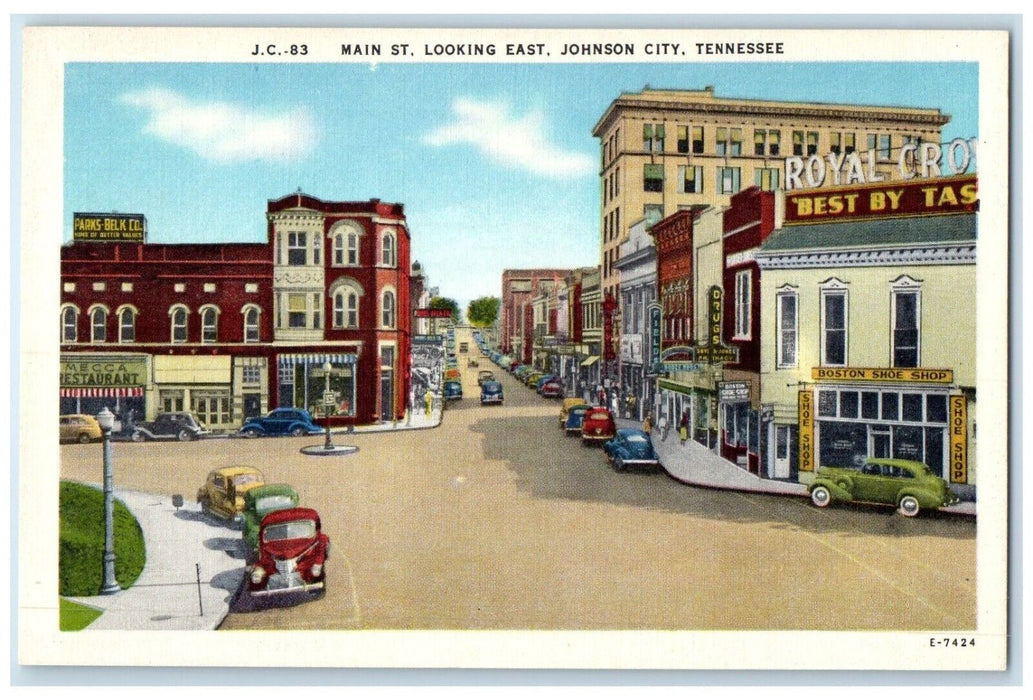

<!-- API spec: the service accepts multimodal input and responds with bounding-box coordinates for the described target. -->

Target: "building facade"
[614,216,657,420]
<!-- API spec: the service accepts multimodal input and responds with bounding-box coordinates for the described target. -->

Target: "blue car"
[603,429,662,472]
[480,381,504,405]
[563,405,591,436]
[239,408,323,438]
[443,380,464,401]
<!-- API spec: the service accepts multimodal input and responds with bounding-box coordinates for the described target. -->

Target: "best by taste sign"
[73,212,147,242]
[785,175,977,224]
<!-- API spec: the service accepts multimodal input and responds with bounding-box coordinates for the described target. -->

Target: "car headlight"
[310,563,323,577]
[251,566,265,584]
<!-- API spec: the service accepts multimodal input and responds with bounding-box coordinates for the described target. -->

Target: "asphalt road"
[59,332,977,632]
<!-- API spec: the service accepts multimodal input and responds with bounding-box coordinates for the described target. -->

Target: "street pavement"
[66,398,973,631]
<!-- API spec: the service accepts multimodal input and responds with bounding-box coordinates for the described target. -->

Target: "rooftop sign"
[784,174,978,224]
[73,212,146,242]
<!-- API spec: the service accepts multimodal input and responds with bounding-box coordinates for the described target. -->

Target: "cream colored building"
[592,86,950,301]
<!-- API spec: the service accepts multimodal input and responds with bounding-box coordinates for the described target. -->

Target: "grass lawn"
[59,598,103,631]
[59,480,146,596]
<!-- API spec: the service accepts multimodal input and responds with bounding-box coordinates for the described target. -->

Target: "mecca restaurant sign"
[60,357,147,397]
[73,212,147,242]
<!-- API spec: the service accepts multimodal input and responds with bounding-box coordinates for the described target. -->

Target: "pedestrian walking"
[424,388,433,417]
[626,393,637,420]
[658,412,669,441]
[610,392,620,416]
[679,410,689,444]
[643,411,653,436]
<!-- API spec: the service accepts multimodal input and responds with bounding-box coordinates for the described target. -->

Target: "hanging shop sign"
[718,381,751,402]
[694,286,739,365]
[72,212,146,242]
[811,367,954,384]
[949,395,968,485]
[798,390,814,472]
[415,308,454,318]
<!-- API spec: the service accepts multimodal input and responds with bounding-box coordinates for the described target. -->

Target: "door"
[381,370,394,421]
[870,425,892,458]
[243,393,261,420]
[773,424,791,479]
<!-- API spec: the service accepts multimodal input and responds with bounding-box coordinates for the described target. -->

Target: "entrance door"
[773,424,792,479]
[870,425,892,458]
[381,370,393,421]
[243,393,261,420]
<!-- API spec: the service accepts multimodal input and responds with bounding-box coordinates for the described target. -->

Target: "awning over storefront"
[277,353,358,367]
[581,356,599,367]
[60,387,144,398]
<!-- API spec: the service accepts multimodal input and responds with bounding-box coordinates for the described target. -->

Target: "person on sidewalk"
[424,388,433,417]
[679,411,689,444]
[643,411,653,437]
[658,412,669,441]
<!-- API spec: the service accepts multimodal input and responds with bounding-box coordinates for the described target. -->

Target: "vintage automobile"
[59,414,103,444]
[443,380,464,401]
[480,380,504,405]
[808,457,960,517]
[581,407,617,445]
[477,370,496,386]
[247,506,330,598]
[132,411,211,442]
[539,379,564,398]
[559,398,590,428]
[242,483,301,560]
[444,368,462,382]
[535,374,559,392]
[563,405,592,436]
[197,465,266,522]
[603,429,661,472]
[238,408,322,438]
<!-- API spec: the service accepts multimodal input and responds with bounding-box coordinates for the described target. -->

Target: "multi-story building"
[60,194,413,429]
[756,174,978,496]
[500,268,571,364]
[614,217,657,420]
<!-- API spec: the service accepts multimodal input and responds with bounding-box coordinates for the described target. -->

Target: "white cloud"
[120,87,316,163]
[423,97,594,179]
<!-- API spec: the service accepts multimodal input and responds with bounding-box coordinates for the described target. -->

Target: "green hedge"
[59,481,146,596]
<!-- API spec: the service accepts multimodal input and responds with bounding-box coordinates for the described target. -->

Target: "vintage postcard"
[16,20,1012,675]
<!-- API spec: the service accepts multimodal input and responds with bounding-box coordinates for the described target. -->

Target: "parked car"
[60,414,103,444]
[132,412,211,442]
[239,408,322,438]
[197,465,266,522]
[444,368,462,382]
[247,506,330,598]
[477,370,496,386]
[808,457,960,517]
[581,407,617,445]
[480,380,504,405]
[443,380,464,401]
[604,429,661,472]
[242,484,301,560]
[559,398,590,428]
[535,374,559,392]
[564,405,592,436]
[539,379,564,398]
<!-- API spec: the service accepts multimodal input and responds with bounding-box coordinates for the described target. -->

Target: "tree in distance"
[466,296,500,327]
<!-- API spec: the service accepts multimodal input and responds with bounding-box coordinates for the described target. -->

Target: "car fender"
[895,487,938,509]
[811,478,853,503]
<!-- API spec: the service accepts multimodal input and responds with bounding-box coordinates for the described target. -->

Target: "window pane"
[927,394,947,423]
[862,392,879,419]
[840,391,859,418]
[902,393,923,422]
[818,390,837,417]
[881,392,899,420]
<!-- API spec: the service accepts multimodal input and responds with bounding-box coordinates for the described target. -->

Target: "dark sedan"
[603,429,661,471]
[239,408,323,438]
[132,412,211,442]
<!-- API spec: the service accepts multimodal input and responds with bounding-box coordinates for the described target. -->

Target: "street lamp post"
[96,407,121,595]
[322,361,335,451]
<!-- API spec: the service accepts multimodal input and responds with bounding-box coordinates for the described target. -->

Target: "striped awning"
[277,353,358,367]
[60,387,144,398]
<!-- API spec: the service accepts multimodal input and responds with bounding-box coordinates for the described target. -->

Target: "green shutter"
[644,163,664,178]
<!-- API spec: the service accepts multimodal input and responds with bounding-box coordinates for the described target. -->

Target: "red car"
[539,379,564,398]
[581,407,616,445]
[247,507,329,598]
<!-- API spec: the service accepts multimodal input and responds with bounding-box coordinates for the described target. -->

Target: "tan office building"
[592,86,950,301]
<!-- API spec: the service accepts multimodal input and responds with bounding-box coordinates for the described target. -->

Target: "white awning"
[278,353,358,367]
[581,356,599,367]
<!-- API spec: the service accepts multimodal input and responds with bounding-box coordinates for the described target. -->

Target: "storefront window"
[881,392,899,420]
[862,391,879,419]
[840,391,859,418]
[818,421,868,468]
[902,393,924,421]
[927,394,947,423]
[284,362,356,417]
[193,393,231,425]
[818,390,837,417]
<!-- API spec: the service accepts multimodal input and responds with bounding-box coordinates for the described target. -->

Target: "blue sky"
[64,61,978,309]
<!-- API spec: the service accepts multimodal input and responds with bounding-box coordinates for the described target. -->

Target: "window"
[61,306,78,342]
[677,125,690,153]
[767,130,780,156]
[717,166,741,194]
[381,231,396,267]
[287,294,307,328]
[333,285,360,328]
[200,306,219,343]
[170,306,188,343]
[678,165,702,194]
[92,282,106,292]
[806,132,818,156]
[245,283,259,293]
[830,132,842,155]
[192,393,230,426]
[755,168,780,191]
[63,282,76,293]
[734,269,751,339]
[644,204,663,226]
[381,290,396,328]
[118,307,136,343]
[313,233,321,265]
[121,282,133,292]
[844,133,856,154]
[643,164,664,192]
[776,291,798,368]
[793,130,804,156]
[243,306,261,342]
[203,283,216,293]
[691,126,704,154]
[242,366,262,384]
[878,134,892,160]
[716,128,741,156]
[821,287,848,366]
[893,288,920,367]
[643,124,664,152]
[754,129,765,156]
[90,307,108,343]
[287,231,307,265]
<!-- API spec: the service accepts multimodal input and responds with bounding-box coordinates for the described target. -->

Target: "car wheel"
[291,426,305,437]
[131,431,145,442]
[200,500,212,518]
[810,485,832,508]
[77,432,92,444]
[613,458,625,472]
[243,427,260,438]
[898,495,921,517]
[177,428,193,442]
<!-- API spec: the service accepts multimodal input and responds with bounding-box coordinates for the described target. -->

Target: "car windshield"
[588,412,609,420]
[232,473,262,487]
[263,519,317,542]
[255,495,295,511]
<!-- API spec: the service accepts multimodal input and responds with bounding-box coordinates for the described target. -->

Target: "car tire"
[177,428,193,442]
[77,432,92,444]
[810,485,832,508]
[242,427,260,438]
[131,431,145,442]
[898,495,921,517]
[613,458,625,472]
[291,426,305,437]
[200,500,211,518]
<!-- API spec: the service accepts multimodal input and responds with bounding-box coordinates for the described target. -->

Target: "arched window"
[381,230,396,268]
[330,221,363,266]
[89,306,108,343]
[117,306,137,343]
[243,305,261,343]
[61,305,79,343]
[170,305,189,343]
[381,289,396,328]
[200,305,220,343]
[330,278,363,329]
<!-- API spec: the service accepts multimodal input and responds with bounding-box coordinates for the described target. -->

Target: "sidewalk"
[618,418,975,517]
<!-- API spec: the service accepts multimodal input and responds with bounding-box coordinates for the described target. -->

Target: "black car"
[132,412,211,442]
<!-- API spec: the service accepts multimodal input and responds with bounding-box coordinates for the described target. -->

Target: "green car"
[242,484,301,559]
[808,457,960,517]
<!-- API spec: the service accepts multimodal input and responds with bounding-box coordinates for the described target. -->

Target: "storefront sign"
[60,358,146,388]
[696,286,739,364]
[718,381,751,402]
[415,308,454,318]
[72,212,146,242]
[620,334,644,364]
[785,174,977,223]
[658,362,704,373]
[811,367,954,383]
[949,395,968,484]
[648,303,662,370]
[799,390,814,472]
[784,138,977,191]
